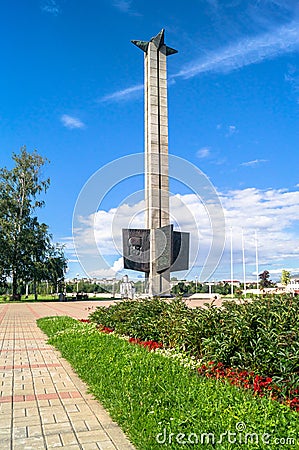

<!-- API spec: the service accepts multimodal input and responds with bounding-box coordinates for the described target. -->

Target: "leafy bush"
[196,296,299,390]
[89,297,194,345]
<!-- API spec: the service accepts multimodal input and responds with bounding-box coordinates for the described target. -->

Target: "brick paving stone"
[83,444,110,450]
[71,420,90,433]
[0,414,11,428]
[27,424,43,437]
[96,442,117,450]
[76,430,110,444]
[64,403,80,413]
[0,427,11,438]
[13,436,45,449]
[57,446,81,450]
[13,415,41,426]
[0,302,135,450]
[45,433,63,447]
[13,425,28,439]
[59,431,78,446]
[84,418,104,432]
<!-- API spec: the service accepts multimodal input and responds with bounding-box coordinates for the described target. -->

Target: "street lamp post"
[195,276,198,293]
[255,230,259,293]
[242,230,246,298]
[76,273,80,294]
[230,227,234,297]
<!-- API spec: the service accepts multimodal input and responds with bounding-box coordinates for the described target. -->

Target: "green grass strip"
[37,317,299,449]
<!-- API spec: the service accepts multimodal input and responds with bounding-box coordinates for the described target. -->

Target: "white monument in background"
[120,275,135,299]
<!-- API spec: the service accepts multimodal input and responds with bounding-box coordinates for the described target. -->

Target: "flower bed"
[197,361,299,412]
[88,296,299,413]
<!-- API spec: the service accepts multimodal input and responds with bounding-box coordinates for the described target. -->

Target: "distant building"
[222,280,241,286]
[97,278,117,286]
[286,277,299,295]
[67,277,117,286]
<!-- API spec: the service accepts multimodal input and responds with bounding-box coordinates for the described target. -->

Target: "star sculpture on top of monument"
[131,28,178,55]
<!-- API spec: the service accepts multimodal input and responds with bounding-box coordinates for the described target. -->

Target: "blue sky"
[1,0,299,282]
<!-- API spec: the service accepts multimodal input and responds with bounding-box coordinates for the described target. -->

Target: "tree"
[281,269,291,286]
[0,223,9,286]
[259,270,273,289]
[21,218,50,300]
[0,147,66,298]
[45,244,68,294]
[213,282,231,296]
[172,281,187,296]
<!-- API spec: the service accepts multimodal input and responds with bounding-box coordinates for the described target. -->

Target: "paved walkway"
[0,301,135,450]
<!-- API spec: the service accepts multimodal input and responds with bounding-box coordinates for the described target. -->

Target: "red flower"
[128,337,162,351]
[98,325,114,333]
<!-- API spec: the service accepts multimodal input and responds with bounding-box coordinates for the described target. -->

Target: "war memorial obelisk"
[122,29,189,296]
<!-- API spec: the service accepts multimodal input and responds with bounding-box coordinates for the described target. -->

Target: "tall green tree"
[281,269,291,286]
[24,218,51,301]
[259,270,274,289]
[45,244,68,294]
[0,147,66,298]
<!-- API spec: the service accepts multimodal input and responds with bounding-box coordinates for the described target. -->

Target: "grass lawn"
[37,316,299,449]
[0,294,58,303]
[0,294,116,303]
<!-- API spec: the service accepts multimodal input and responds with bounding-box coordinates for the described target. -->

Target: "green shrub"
[197,296,299,389]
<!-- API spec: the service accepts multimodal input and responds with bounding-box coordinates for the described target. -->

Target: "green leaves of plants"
[89,295,299,395]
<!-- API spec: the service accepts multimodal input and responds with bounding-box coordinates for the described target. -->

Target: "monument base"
[145,270,170,297]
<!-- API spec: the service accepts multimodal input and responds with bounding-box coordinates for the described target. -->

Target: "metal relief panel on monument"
[171,231,190,272]
[155,225,173,273]
[122,229,150,273]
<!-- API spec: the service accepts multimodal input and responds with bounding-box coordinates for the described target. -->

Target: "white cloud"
[177,19,299,78]
[220,187,299,268]
[241,159,268,167]
[285,64,299,103]
[101,19,299,102]
[112,0,141,16]
[60,114,85,129]
[196,147,211,158]
[71,186,299,280]
[100,84,143,103]
[113,0,132,12]
[216,123,238,137]
[266,267,299,275]
[88,257,124,278]
[226,125,237,136]
[41,0,60,15]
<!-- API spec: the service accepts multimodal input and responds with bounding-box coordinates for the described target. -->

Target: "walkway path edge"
[0,302,136,450]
